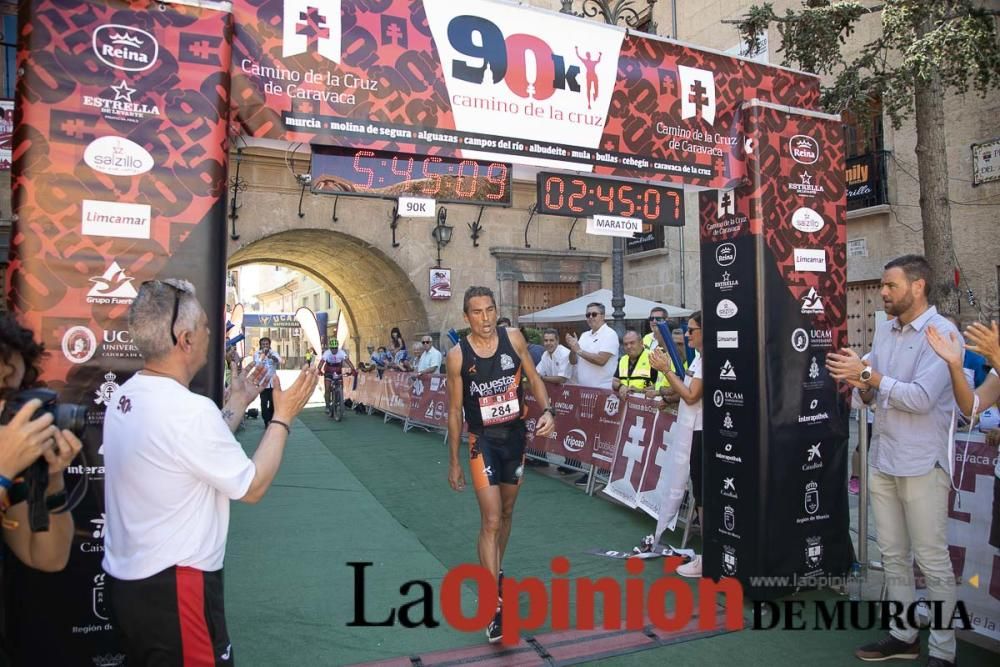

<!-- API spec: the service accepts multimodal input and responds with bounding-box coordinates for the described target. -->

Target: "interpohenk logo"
[283,0,342,63]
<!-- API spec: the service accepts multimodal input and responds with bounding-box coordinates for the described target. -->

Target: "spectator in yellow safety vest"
[613,329,659,399]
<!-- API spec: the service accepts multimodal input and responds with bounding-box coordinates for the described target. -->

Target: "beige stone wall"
[227,148,613,353]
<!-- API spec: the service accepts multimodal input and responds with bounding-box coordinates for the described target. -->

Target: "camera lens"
[54,403,88,437]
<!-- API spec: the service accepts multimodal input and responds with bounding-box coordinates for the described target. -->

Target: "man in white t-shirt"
[102,279,317,666]
[564,302,619,483]
[253,337,282,426]
[565,302,619,389]
[416,335,443,374]
[537,328,572,385]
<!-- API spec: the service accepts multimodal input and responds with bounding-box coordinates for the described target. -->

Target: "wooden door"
[517,281,582,340]
[846,280,881,354]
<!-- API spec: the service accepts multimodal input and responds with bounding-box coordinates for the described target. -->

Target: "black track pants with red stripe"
[107,566,233,666]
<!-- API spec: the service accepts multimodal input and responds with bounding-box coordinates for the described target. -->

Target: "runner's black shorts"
[107,566,233,666]
[469,423,527,490]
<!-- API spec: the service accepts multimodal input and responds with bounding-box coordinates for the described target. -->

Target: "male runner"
[320,339,355,415]
[447,286,555,643]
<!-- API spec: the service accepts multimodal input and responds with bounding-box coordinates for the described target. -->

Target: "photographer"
[0,312,81,573]
[102,280,317,665]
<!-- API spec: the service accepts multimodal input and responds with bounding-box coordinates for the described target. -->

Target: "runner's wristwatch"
[543,406,557,418]
[859,367,873,384]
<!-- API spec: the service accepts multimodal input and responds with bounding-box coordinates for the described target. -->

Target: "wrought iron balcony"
[846,150,890,211]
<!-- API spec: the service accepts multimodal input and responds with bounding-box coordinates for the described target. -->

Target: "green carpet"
[224,408,998,666]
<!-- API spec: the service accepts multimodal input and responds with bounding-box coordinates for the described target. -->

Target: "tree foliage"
[738,1,1000,128]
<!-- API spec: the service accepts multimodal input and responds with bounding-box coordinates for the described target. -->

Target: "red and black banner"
[230,0,820,189]
[6,1,232,662]
[699,102,850,594]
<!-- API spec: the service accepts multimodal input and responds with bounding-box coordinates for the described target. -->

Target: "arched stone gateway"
[228,229,429,358]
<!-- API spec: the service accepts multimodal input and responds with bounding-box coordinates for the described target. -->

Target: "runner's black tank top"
[460,327,525,437]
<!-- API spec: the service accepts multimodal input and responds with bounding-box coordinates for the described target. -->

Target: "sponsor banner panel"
[230,0,820,187]
[948,436,1000,641]
[7,1,231,663]
[603,396,661,508]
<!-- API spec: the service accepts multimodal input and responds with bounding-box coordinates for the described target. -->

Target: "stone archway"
[227,229,429,357]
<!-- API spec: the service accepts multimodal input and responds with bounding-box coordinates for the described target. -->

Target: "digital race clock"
[310,146,512,206]
[535,172,684,226]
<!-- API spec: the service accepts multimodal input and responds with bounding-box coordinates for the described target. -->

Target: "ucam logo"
[716,243,736,267]
[716,299,738,319]
[93,24,158,72]
[283,0,342,62]
[791,207,824,233]
[563,429,587,453]
[85,136,153,177]
[789,135,819,165]
[62,326,97,365]
[713,390,724,408]
[791,328,809,353]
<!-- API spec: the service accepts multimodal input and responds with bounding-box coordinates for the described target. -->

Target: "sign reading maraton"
[587,215,642,238]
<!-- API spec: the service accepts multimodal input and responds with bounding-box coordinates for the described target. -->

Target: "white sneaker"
[677,555,702,578]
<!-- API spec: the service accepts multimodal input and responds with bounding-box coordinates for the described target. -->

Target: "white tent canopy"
[518,289,693,324]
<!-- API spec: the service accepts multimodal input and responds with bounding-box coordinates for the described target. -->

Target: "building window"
[626,224,665,255]
[844,97,889,211]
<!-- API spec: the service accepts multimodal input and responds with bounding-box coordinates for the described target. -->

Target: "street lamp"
[431,207,453,268]
[561,0,659,337]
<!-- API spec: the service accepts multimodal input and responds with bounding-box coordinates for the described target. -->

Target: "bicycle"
[324,370,353,422]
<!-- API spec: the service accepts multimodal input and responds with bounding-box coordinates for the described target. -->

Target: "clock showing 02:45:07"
[535,171,684,226]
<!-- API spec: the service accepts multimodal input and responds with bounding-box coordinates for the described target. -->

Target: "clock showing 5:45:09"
[535,172,684,226]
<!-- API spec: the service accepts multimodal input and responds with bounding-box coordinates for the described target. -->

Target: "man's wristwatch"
[543,406,557,418]
[859,367,873,384]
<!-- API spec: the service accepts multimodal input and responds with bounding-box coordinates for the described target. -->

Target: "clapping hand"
[964,320,999,367]
[228,362,267,410]
[926,325,964,368]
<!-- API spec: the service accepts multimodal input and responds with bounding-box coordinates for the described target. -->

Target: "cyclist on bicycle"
[320,339,355,413]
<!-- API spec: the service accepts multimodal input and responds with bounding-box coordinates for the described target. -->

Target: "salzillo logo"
[84,136,153,177]
[791,207,825,233]
[794,248,826,272]
[283,0,342,62]
[716,299,738,319]
[81,200,151,239]
[789,135,819,165]
[93,25,158,72]
[716,243,736,267]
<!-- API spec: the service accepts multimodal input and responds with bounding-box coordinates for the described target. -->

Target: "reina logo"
[716,243,736,267]
[93,25,158,72]
[789,135,819,165]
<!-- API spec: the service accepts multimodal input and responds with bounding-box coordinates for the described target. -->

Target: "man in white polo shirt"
[564,302,619,484]
[102,279,317,666]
